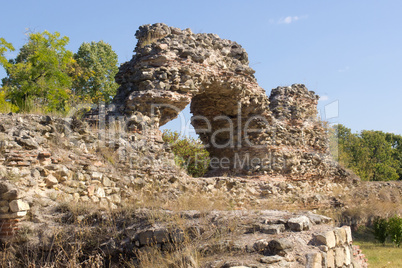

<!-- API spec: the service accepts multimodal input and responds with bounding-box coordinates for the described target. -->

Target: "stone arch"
[110,23,338,176]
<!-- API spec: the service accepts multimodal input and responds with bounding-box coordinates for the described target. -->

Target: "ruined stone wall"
[108,23,347,178]
[0,24,379,267]
[0,113,392,267]
[0,182,29,240]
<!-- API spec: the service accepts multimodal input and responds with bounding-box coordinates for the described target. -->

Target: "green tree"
[359,130,398,181]
[0,38,18,113]
[373,217,389,245]
[0,88,18,113]
[73,41,119,104]
[385,133,402,180]
[0,37,15,68]
[330,124,359,167]
[388,215,402,247]
[331,124,399,181]
[1,31,75,113]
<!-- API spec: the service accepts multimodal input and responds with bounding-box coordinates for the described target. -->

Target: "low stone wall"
[0,182,29,240]
[0,113,392,266]
[307,226,368,268]
[96,209,367,268]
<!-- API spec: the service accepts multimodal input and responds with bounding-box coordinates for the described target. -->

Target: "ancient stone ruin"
[0,23,382,267]
[105,23,349,179]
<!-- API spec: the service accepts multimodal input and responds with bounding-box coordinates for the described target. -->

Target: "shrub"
[387,215,402,247]
[372,215,402,247]
[0,89,18,113]
[162,130,210,177]
[372,217,388,245]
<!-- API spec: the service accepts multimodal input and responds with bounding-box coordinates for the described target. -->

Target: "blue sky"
[1,0,401,135]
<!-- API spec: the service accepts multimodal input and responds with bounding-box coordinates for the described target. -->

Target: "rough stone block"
[318,245,328,252]
[9,199,30,212]
[38,151,52,158]
[91,171,103,180]
[0,206,9,213]
[45,174,58,187]
[260,255,283,264]
[321,252,327,267]
[305,252,322,268]
[138,228,169,245]
[102,176,112,187]
[0,167,7,178]
[351,258,361,268]
[315,230,336,248]
[106,194,121,204]
[55,165,71,181]
[335,247,345,267]
[95,187,105,198]
[334,227,347,246]
[0,211,27,218]
[253,239,269,253]
[342,225,353,244]
[1,189,18,200]
[287,215,311,231]
[268,237,293,256]
[269,238,293,251]
[344,245,351,265]
[327,249,335,268]
[260,223,285,234]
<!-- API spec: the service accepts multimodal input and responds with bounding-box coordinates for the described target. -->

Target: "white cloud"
[278,15,307,24]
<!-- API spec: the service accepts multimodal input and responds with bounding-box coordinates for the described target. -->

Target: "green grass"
[353,227,402,268]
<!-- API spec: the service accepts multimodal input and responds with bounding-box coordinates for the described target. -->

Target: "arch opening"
[106,23,337,177]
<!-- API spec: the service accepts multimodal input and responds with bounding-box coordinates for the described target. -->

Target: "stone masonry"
[105,23,350,178]
[0,24,383,267]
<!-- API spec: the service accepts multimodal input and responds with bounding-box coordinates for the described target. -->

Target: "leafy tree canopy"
[1,31,75,112]
[0,37,15,68]
[73,41,119,104]
[330,124,401,181]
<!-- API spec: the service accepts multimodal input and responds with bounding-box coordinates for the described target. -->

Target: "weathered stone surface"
[315,230,336,248]
[334,227,347,246]
[260,223,285,234]
[260,255,284,264]
[287,216,310,231]
[327,249,335,268]
[268,237,293,256]
[15,137,39,150]
[9,200,30,212]
[344,245,351,265]
[269,238,293,251]
[137,227,170,245]
[342,225,353,244]
[0,189,18,200]
[0,206,9,213]
[335,247,345,267]
[305,252,322,268]
[96,22,354,178]
[253,239,269,253]
[45,174,58,188]
[91,172,103,180]
[0,25,373,268]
